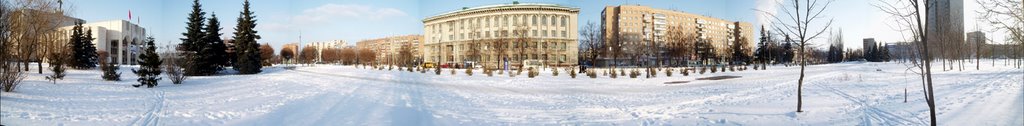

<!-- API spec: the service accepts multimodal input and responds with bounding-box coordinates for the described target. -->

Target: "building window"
[550,16,556,26]
[540,16,548,26]
[561,31,567,38]
[532,15,538,26]
[532,30,537,37]
[561,17,567,27]
[542,30,548,37]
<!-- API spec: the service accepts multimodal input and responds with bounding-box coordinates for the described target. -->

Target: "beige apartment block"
[355,35,423,64]
[423,2,580,68]
[602,5,754,64]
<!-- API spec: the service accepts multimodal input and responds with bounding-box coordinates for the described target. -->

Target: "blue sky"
[68,0,998,52]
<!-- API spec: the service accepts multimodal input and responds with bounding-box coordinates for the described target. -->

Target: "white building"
[303,40,347,62]
[60,20,146,65]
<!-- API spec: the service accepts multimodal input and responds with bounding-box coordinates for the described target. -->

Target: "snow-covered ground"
[2,60,1022,125]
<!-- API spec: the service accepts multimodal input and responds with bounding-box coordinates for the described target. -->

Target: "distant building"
[423,2,580,67]
[926,0,964,57]
[59,20,146,65]
[602,5,754,65]
[355,35,423,64]
[303,40,347,63]
[966,31,985,58]
[863,38,877,55]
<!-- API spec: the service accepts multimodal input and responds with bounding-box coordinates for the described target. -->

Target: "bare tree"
[491,29,509,71]
[163,45,187,84]
[512,24,533,70]
[977,0,1023,68]
[760,0,835,112]
[357,48,376,67]
[258,43,274,66]
[1,0,26,92]
[579,22,605,70]
[876,0,939,125]
[9,0,67,73]
[299,46,317,65]
[666,26,695,67]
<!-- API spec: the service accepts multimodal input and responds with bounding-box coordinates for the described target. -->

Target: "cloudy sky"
[68,0,1003,52]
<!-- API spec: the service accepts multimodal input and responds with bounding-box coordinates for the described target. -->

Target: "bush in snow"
[586,70,596,78]
[465,67,473,76]
[532,67,540,78]
[450,68,456,75]
[132,37,162,88]
[720,65,726,72]
[710,66,717,73]
[729,65,735,72]
[98,51,121,81]
[568,68,577,78]
[45,52,69,84]
[407,66,413,72]
[620,68,626,76]
[602,69,608,76]
[163,49,187,84]
[485,68,493,76]
[629,69,640,78]
[753,65,759,70]
[552,67,559,76]
[700,67,707,74]
[682,68,689,76]
[666,68,673,77]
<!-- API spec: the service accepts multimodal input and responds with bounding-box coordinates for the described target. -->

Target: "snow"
[2,60,1022,125]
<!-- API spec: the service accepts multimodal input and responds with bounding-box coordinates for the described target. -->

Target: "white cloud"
[755,0,783,26]
[293,4,408,25]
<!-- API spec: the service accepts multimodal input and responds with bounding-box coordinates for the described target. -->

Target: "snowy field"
[2,60,1022,125]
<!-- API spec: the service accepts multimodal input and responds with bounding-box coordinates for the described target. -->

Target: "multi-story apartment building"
[58,20,146,65]
[355,35,423,65]
[423,2,580,68]
[602,5,754,65]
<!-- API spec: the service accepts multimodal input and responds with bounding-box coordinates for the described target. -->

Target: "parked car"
[422,62,436,68]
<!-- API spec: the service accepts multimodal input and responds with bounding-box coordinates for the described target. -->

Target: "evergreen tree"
[755,26,773,64]
[232,0,262,74]
[782,36,795,64]
[205,13,228,67]
[185,12,226,76]
[133,37,162,88]
[69,21,97,69]
[180,0,206,53]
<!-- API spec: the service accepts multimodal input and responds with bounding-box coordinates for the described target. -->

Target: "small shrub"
[649,67,657,78]
[100,63,121,81]
[465,68,473,76]
[451,68,456,75]
[666,68,673,77]
[710,66,718,73]
[682,68,689,76]
[620,68,626,76]
[720,65,726,72]
[629,69,640,78]
[753,65,759,70]
[729,66,735,72]
[552,67,559,76]
[586,70,597,78]
[407,66,413,72]
[568,68,577,78]
[700,67,707,74]
[527,67,538,78]
[485,68,493,76]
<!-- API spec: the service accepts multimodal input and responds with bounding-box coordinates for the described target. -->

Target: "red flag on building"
[128,10,132,20]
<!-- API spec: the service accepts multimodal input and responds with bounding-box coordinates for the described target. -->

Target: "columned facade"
[423,3,580,68]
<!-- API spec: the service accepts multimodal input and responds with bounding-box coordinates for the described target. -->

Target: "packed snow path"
[2,61,1022,125]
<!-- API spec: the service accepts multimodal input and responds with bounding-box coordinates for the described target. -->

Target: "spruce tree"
[180,0,205,52]
[232,0,262,74]
[205,13,228,67]
[70,21,97,69]
[181,0,209,76]
[185,12,226,76]
[133,37,162,88]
